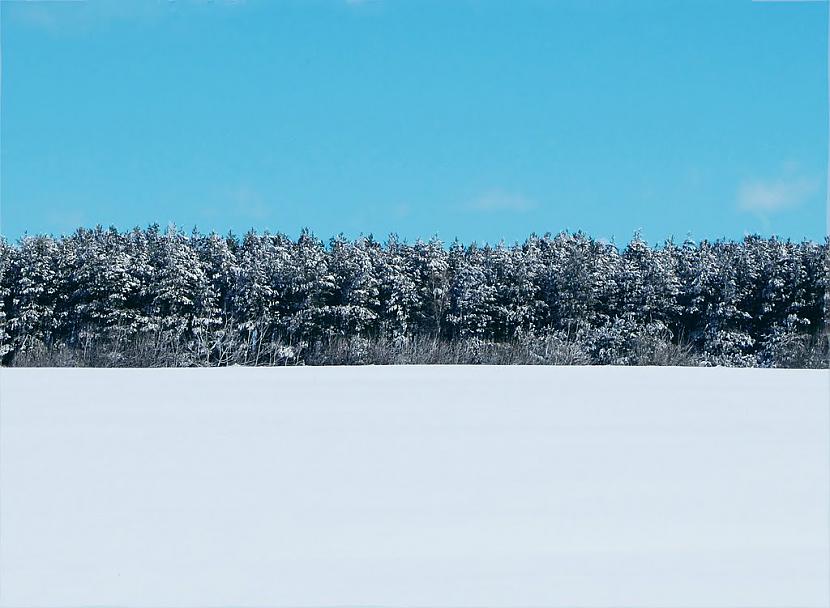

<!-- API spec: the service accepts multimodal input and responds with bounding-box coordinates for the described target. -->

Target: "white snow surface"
[0,365,828,607]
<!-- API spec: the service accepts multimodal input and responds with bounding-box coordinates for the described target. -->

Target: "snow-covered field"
[0,366,828,607]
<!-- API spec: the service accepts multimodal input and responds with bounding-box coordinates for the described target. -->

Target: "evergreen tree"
[0,226,824,368]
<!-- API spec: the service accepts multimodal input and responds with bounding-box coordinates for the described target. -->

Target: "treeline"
[0,226,827,368]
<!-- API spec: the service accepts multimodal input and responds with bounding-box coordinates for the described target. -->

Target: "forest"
[0,226,827,368]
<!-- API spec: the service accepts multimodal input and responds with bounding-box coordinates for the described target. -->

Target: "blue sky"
[1,0,827,244]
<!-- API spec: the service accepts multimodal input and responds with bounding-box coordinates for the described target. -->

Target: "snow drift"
[0,366,828,607]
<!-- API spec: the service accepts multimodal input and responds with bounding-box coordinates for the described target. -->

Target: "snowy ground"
[0,366,828,607]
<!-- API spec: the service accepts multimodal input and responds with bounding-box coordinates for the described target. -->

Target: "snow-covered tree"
[0,238,15,361]
[0,227,824,367]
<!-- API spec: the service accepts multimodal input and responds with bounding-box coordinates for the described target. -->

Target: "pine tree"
[0,226,825,367]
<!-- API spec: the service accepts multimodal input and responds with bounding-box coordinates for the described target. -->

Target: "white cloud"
[466,190,537,213]
[393,202,412,218]
[7,0,245,32]
[229,186,272,221]
[737,175,820,213]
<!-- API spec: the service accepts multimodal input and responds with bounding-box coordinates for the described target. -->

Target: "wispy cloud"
[6,0,245,33]
[393,202,412,218]
[230,186,272,221]
[466,190,538,213]
[737,175,820,213]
